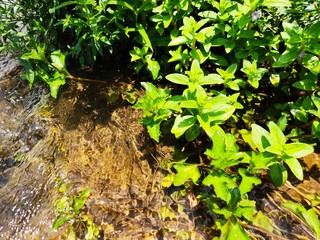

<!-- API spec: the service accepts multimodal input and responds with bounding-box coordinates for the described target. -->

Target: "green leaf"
[146,58,160,80]
[72,196,86,215]
[283,202,320,239]
[268,121,286,147]
[50,50,70,76]
[273,49,300,68]
[302,54,320,75]
[292,79,318,91]
[79,188,90,199]
[312,96,320,110]
[49,1,75,13]
[162,173,175,187]
[186,60,204,82]
[251,124,271,152]
[140,82,158,99]
[262,0,291,7]
[21,49,43,61]
[185,124,201,141]
[290,108,309,122]
[269,162,287,187]
[48,72,66,98]
[284,157,303,181]
[312,120,320,140]
[277,116,288,131]
[173,164,200,186]
[171,115,197,138]
[202,172,237,202]
[137,24,153,51]
[238,168,262,195]
[52,214,71,231]
[166,73,190,85]
[198,74,224,85]
[252,211,274,233]
[160,206,175,220]
[227,221,250,240]
[168,36,188,46]
[146,121,161,142]
[270,74,280,87]
[284,143,314,158]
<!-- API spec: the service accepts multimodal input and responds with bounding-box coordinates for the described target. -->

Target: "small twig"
[287,134,314,140]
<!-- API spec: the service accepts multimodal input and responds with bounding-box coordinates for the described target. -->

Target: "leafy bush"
[1,0,319,238]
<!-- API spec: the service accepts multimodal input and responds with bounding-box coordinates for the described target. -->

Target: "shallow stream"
[0,60,208,239]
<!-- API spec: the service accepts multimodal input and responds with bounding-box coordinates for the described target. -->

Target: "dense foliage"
[1,0,320,238]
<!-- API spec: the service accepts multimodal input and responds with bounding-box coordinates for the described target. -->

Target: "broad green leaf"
[162,173,175,187]
[269,162,287,187]
[171,115,197,138]
[229,188,242,212]
[137,24,153,51]
[168,36,188,46]
[227,221,250,240]
[166,73,190,85]
[210,127,226,160]
[49,1,75,13]
[141,82,158,99]
[290,108,309,122]
[202,174,229,202]
[56,196,69,212]
[48,72,66,98]
[202,172,237,202]
[302,208,320,239]
[270,74,280,87]
[72,196,86,214]
[284,157,303,180]
[206,105,236,124]
[312,120,320,140]
[252,211,274,233]
[52,214,71,230]
[312,96,320,110]
[305,22,320,39]
[284,143,314,158]
[302,54,320,75]
[79,188,90,199]
[197,114,215,138]
[185,124,201,141]
[277,116,288,131]
[226,63,237,76]
[284,202,320,238]
[238,168,262,195]
[262,0,291,7]
[251,124,271,152]
[21,49,43,61]
[160,206,175,220]
[146,58,160,80]
[268,121,286,147]
[180,100,198,109]
[198,74,224,85]
[186,60,204,82]
[173,164,200,186]
[50,50,70,76]
[282,201,306,215]
[273,49,300,68]
[146,121,161,142]
[281,22,301,44]
[293,79,318,91]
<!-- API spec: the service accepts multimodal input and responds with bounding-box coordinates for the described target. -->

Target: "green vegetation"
[52,181,99,240]
[1,0,319,238]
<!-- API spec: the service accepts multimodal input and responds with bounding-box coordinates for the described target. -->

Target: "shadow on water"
[0,64,208,239]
